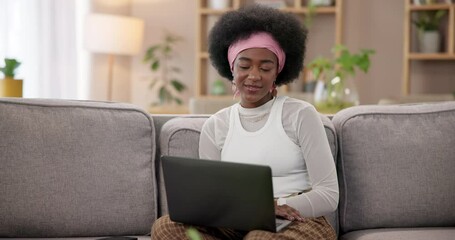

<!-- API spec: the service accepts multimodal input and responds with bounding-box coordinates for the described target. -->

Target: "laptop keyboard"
[275,218,292,232]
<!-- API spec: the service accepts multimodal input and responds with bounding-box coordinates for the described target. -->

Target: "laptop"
[161,155,292,233]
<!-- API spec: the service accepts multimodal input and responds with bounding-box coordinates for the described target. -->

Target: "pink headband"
[227,32,286,74]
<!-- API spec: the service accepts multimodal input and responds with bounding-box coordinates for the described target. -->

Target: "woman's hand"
[275,201,305,222]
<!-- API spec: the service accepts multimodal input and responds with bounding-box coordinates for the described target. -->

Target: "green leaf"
[332,44,348,54]
[143,45,160,62]
[170,79,186,92]
[186,228,202,240]
[164,45,172,54]
[307,56,333,80]
[151,60,160,71]
[174,97,183,105]
[413,10,446,31]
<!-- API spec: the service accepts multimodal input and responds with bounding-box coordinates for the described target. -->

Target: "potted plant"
[143,32,186,107]
[0,58,22,97]
[307,44,375,114]
[211,78,227,96]
[412,10,446,53]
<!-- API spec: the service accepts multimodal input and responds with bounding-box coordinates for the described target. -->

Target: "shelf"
[199,6,338,14]
[408,53,455,60]
[402,0,455,95]
[282,7,337,14]
[199,52,209,59]
[409,4,453,11]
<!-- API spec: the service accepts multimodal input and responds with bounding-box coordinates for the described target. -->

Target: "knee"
[151,215,182,240]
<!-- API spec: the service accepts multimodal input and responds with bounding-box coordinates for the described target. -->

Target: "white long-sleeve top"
[198,96,339,217]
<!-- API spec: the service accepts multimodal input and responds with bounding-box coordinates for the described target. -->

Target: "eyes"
[238,65,272,72]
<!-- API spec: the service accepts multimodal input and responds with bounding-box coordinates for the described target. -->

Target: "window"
[0,0,90,99]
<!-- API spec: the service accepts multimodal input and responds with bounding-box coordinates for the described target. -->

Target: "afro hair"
[208,4,307,86]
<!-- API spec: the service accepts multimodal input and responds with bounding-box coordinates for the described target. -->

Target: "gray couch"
[1,98,454,239]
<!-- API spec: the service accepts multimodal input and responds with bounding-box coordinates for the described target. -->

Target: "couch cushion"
[0,99,157,237]
[157,116,208,217]
[340,227,455,240]
[332,102,455,234]
[157,114,338,231]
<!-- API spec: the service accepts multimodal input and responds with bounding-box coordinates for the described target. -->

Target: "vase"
[208,0,230,9]
[0,77,23,97]
[313,74,359,114]
[419,31,440,53]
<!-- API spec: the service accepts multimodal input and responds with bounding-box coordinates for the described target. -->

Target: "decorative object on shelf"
[254,0,286,9]
[210,79,227,96]
[412,10,446,53]
[208,0,230,9]
[413,0,441,4]
[143,32,186,106]
[307,45,375,114]
[84,13,144,101]
[310,0,333,6]
[0,58,22,97]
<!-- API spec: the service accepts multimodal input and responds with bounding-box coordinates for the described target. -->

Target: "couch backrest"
[332,102,455,234]
[157,114,338,230]
[0,99,157,237]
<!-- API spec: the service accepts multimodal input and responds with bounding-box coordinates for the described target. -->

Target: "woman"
[152,4,338,240]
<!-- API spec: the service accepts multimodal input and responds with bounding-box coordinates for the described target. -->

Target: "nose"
[247,68,261,80]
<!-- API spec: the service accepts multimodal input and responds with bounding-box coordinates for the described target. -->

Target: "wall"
[90,0,133,102]
[131,0,196,110]
[344,0,405,104]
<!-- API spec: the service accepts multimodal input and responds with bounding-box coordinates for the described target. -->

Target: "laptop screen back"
[161,155,277,232]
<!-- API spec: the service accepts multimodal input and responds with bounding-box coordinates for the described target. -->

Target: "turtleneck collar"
[238,97,276,116]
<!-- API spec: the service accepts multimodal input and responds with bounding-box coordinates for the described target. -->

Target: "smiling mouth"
[244,85,262,91]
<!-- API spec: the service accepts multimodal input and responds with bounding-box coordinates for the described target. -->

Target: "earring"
[269,82,277,97]
[232,82,240,99]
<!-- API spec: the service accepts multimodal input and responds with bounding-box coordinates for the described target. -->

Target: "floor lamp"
[84,13,144,101]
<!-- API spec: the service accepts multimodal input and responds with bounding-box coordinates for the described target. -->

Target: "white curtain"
[0,0,90,99]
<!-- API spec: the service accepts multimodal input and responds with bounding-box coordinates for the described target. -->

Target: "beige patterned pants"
[151,215,337,240]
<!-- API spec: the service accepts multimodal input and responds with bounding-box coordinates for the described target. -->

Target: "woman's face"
[232,48,278,108]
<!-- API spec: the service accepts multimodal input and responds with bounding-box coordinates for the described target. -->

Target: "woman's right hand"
[275,201,305,222]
